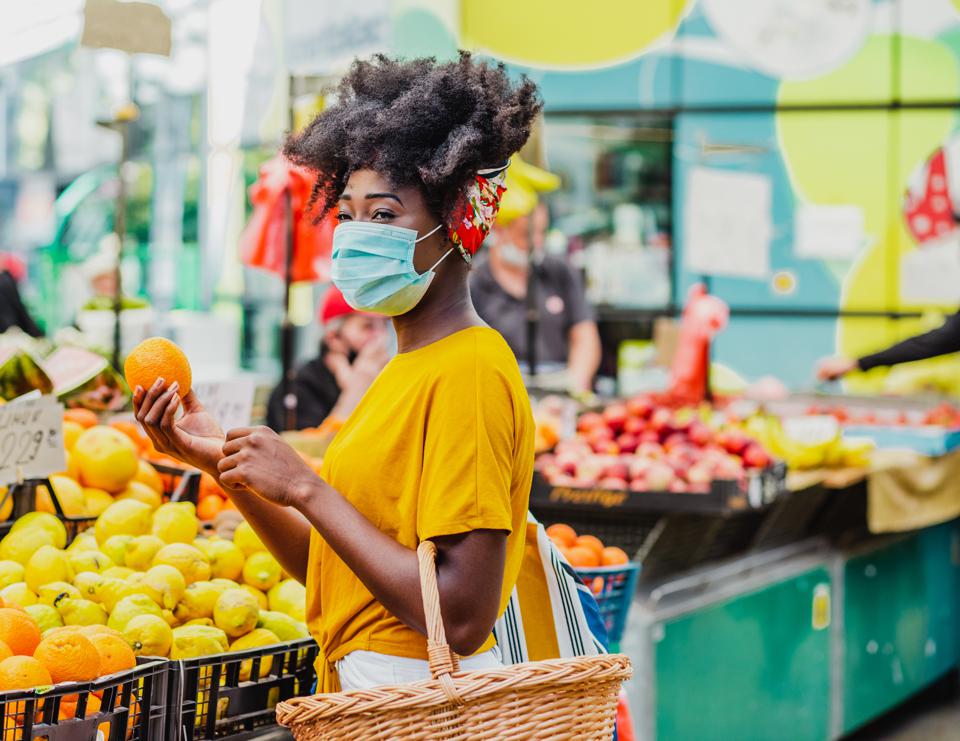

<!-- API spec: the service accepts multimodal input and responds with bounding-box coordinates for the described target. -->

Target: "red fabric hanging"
[240,156,335,282]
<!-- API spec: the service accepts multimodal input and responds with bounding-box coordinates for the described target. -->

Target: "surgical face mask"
[331,221,450,316]
[497,242,528,268]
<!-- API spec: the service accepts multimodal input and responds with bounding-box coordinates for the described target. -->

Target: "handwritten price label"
[0,396,65,485]
[193,378,256,433]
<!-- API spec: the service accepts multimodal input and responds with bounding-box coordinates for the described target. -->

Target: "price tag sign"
[193,378,256,433]
[0,396,65,486]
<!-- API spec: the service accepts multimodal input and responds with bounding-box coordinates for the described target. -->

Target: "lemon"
[83,488,114,517]
[242,552,280,591]
[0,582,37,608]
[67,550,114,574]
[210,578,239,592]
[25,545,74,593]
[94,499,153,544]
[25,603,63,632]
[193,537,212,556]
[59,597,108,626]
[141,565,186,610]
[153,543,210,584]
[116,481,162,510]
[38,581,81,608]
[213,588,259,638]
[0,560,24,588]
[73,571,106,600]
[267,579,306,621]
[11,512,68,549]
[124,614,173,657]
[98,579,141,613]
[0,488,10,521]
[233,522,265,557]
[173,581,222,623]
[161,609,179,628]
[183,618,214,627]
[124,535,165,571]
[256,610,309,641]
[73,426,139,493]
[37,475,87,517]
[204,540,244,582]
[108,594,163,632]
[134,460,164,494]
[152,502,199,544]
[102,566,135,580]
[230,628,280,680]
[170,625,229,659]
[67,532,98,553]
[240,584,268,610]
[63,420,84,451]
[101,535,135,566]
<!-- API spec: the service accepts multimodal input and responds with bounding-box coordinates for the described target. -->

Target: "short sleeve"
[416,348,517,541]
[554,260,594,328]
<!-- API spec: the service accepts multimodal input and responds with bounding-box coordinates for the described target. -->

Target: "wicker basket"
[276,540,632,740]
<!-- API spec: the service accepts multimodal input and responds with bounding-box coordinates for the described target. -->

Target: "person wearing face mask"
[471,174,601,394]
[132,53,541,692]
[265,285,389,432]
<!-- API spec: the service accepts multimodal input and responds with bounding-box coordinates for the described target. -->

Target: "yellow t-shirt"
[306,326,534,690]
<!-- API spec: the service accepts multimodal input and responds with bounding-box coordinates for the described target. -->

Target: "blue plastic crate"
[843,425,960,456]
[576,563,641,650]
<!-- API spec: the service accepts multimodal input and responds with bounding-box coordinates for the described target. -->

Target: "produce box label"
[0,395,65,485]
[193,378,255,433]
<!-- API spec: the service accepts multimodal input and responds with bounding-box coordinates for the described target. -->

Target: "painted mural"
[390,0,960,392]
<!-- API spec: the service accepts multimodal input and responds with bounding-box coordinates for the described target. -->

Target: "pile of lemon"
[0,501,307,669]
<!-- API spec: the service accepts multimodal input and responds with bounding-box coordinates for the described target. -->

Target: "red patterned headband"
[447,163,510,263]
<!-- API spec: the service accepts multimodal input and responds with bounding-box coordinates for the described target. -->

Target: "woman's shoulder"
[408,327,523,389]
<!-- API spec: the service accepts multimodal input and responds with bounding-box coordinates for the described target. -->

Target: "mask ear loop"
[428,248,454,272]
[414,224,443,243]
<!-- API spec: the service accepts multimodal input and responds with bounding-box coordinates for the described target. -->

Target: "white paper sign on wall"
[794,204,866,260]
[0,396,65,486]
[192,378,256,434]
[684,167,772,280]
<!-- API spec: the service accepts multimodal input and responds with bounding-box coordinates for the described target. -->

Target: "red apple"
[616,433,639,454]
[645,462,676,491]
[741,443,770,469]
[626,396,654,419]
[662,433,689,453]
[639,430,661,444]
[540,463,563,482]
[712,456,744,480]
[623,416,646,436]
[649,408,673,434]
[603,404,628,434]
[669,480,689,493]
[687,421,713,447]
[592,439,621,456]
[598,476,628,491]
[534,453,556,471]
[629,478,648,492]
[551,474,577,487]
[636,442,663,459]
[628,457,652,480]
[717,429,749,456]
[685,463,713,486]
[602,460,630,480]
[577,412,605,433]
[554,452,580,476]
[555,438,591,458]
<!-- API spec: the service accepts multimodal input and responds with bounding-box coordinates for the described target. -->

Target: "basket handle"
[417,540,463,703]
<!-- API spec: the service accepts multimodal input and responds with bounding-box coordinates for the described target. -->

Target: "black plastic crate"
[0,657,169,740]
[172,638,318,741]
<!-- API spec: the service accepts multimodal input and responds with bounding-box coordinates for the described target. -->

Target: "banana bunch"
[742,413,874,471]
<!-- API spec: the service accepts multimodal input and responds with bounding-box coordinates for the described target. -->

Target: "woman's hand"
[816,357,857,382]
[218,426,320,508]
[133,380,225,474]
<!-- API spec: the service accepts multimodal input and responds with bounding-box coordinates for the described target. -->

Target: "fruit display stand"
[0,656,170,740]
[171,637,318,741]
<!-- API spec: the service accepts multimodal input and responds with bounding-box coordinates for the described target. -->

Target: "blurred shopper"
[266,286,389,432]
[817,313,960,381]
[0,253,42,337]
[471,162,601,392]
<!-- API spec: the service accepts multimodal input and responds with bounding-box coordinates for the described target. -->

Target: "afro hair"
[283,51,543,227]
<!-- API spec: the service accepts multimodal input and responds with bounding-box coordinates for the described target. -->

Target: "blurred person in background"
[471,160,601,393]
[266,286,389,432]
[0,253,42,337]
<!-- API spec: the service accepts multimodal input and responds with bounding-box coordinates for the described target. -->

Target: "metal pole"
[525,214,539,381]
[112,120,130,372]
[281,75,298,431]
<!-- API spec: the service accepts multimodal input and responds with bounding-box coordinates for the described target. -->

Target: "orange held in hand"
[124,337,192,397]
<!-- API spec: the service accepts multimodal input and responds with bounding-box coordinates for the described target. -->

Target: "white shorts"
[337,646,502,691]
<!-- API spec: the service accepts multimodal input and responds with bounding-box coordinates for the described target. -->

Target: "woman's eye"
[372,210,395,221]
[336,212,352,222]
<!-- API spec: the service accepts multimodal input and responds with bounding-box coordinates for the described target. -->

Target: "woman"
[134,53,542,692]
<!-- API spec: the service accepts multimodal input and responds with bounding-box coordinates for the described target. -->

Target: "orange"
[0,608,41,656]
[198,474,222,500]
[59,692,101,719]
[601,546,629,567]
[33,632,101,684]
[565,546,600,568]
[124,337,192,398]
[575,535,605,559]
[133,460,163,494]
[63,409,98,429]
[546,523,577,548]
[0,640,11,663]
[0,656,51,690]
[88,633,135,677]
[197,496,223,522]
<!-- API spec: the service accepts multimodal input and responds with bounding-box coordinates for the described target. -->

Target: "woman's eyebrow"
[366,192,404,205]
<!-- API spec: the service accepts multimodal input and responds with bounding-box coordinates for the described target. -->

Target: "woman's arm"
[858,311,960,371]
[134,381,312,583]
[567,320,601,393]
[218,426,507,655]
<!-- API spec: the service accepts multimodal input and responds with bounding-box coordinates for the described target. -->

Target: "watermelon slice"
[0,347,54,400]
[44,346,130,411]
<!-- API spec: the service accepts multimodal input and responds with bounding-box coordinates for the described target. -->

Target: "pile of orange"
[546,524,630,569]
[195,473,237,522]
[0,608,135,694]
